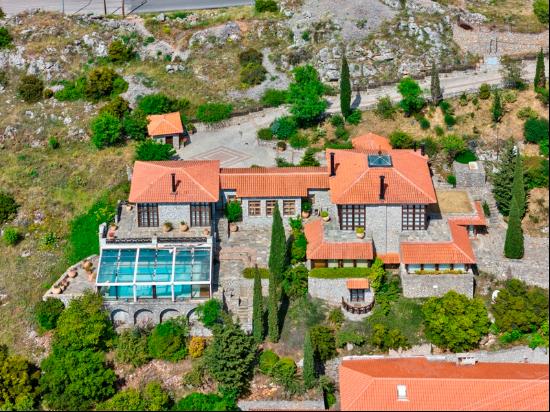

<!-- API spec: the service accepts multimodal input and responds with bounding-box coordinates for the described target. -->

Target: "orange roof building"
[339,358,550,411]
[352,132,393,153]
[146,112,188,149]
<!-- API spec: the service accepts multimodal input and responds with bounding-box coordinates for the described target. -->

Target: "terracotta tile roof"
[340,358,549,411]
[147,112,184,136]
[327,148,436,205]
[347,279,370,289]
[352,132,393,153]
[220,167,329,198]
[304,219,374,260]
[377,253,401,264]
[129,160,220,203]
[450,201,488,226]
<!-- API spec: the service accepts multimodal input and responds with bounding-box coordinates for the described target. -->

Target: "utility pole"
[104,0,107,15]
[61,0,65,15]
[122,0,126,18]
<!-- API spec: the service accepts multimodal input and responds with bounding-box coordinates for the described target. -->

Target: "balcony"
[341,296,375,315]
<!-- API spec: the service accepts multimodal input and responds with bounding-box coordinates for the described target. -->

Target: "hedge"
[243,267,270,279]
[309,267,371,279]
[195,103,233,123]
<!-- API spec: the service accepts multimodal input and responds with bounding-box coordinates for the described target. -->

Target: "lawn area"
[436,190,474,214]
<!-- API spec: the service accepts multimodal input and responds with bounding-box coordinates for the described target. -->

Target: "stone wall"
[365,204,402,254]
[308,277,350,305]
[238,400,325,411]
[401,271,474,298]
[104,300,200,327]
[158,203,191,226]
[240,277,270,297]
[309,189,337,216]
[453,161,486,188]
[239,197,302,228]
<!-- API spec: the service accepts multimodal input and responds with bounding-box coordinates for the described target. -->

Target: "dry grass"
[466,0,548,33]
[524,188,549,237]
[436,190,474,214]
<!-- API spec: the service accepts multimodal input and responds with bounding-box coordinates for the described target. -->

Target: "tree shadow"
[351,91,362,109]
[278,293,290,337]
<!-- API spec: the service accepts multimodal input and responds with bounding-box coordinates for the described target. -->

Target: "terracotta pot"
[356,232,366,239]
[229,223,239,232]
[180,223,189,232]
[125,204,133,212]
[109,224,118,231]
[82,260,93,273]
[88,271,96,282]
[52,287,61,295]
[203,228,210,236]
[322,215,331,222]
[163,224,172,233]
[108,230,116,239]
[301,211,310,218]
[68,268,78,278]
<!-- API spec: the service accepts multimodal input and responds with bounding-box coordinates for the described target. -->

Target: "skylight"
[368,154,392,167]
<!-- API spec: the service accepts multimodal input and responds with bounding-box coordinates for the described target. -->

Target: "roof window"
[368,154,392,167]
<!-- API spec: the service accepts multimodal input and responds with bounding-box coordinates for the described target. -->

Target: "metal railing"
[341,297,375,315]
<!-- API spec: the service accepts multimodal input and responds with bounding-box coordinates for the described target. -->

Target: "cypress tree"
[340,53,352,118]
[252,267,264,343]
[491,89,503,123]
[534,48,546,90]
[430,62,442,105]
[511,155,526,218]
[492,140,516,216]
[302,330,316,389]
[268,204,286,342]
[504,196,524,259]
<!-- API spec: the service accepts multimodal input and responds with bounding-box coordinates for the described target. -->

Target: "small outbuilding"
[147,112,189,149]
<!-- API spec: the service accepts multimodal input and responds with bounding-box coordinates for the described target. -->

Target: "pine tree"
[492,89,503,123]
[430,62,442,105]
[268,204,286,343]
[504,195,524,259]
[302,330,316,389]
[492,140,516,216]
[511,155,526,218]
[252,267,264,343]
[534,48,547,90]
[340,53,352,118]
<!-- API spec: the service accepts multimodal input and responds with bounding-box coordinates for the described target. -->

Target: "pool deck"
[43,255,98,305]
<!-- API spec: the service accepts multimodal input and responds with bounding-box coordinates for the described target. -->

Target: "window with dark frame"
[248,200,261,216]
[349,289,366,302]
[402,205,426,230]
[190,203,211,227]
[137,203,159,227]
[339,205,365,230]
[266,200,277,216]
[283,200,296,216]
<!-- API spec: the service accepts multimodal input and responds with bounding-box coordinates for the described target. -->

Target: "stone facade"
[400,270,474,298]
[453,161,486,188]
[239,197,302,228]
[105,300,201,327]
[157,203,216,229]
[308,277,373,305]
[365,204,402,254]
[309,189,337,216]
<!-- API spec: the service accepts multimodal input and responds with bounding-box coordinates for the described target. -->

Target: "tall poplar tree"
[268,204,286,342]
[340,53,352,118]
[252,267,264,343]
[504,196,524,259]
[534,48,547,90]
[492,140,516,216]
[492,89,503,123]
[302,330,316,389]
[511,155,526,218]
[430,62,442,105]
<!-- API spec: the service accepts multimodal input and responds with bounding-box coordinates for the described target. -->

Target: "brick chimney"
[171,173,177,193]
[420,143,426,156]
[330,152,336,177]
[379,175,386,200]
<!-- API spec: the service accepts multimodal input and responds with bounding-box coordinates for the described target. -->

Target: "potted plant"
[321,210,330,222]
[52,285,62,295]
[203,227,211,236]
[180,221,189,232]
[355,226,366,239]
[82,260,93,273]
[225,200,242,232]
[163,222,173,233]
[68,267,78,278]
[301,200,312,218]
[276,141,287,152]
[88,271,96,282]
[109,223,118,232]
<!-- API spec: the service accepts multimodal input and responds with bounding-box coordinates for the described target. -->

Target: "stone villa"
[45,133,488,325]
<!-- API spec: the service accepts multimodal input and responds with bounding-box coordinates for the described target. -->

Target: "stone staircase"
[236,296,253,332]
[484,196,502,226]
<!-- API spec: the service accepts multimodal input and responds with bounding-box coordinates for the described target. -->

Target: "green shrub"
[524,117,549,144]
[123,108,148,140]
[446,174,457,187]
[196,299,222,327]
[439,134,466,161]
[455,149,477,164]
[90,112,123,149]
[503,89,518,103]
[0,192,18,224]
[137,93,181,115]
[499,328,524,344]
[418,117,431,130]
[0,27,12,49]
[97,382,171,411]
[114,329,151,368]
[224,200,242,223]
[334,125,349,140]
[525,157,549,189]
[188,336,206,358]
[255,0,278,12]
[85,67,128,102]
[375,96,395,119]
[100,96,131,119]
[479,83,491,99]
[336,330,365,348]
[135,140,175,161]
[257,127,274,140]
[34,298,65,331]
[174,392,237,411]
[54,77,87,101]
[328,308,345,328]
[444,113,456,127]
[259,350,280,374]
[346,109,362,125]
[0,70,7,87]
[434,125,445,136]
[371,323,410,351]
[48,136,60,149]
[533,0,549,24]
[282,264,308,298]
[309,267,370,278]
[43,88,54,99]
[324,141,353,149]
[238,48,263,66]
[271,116,297,139]
[261,89,288,107]
[2,227,21,245]
[271,357,297,387]
[289,133,309,148]
[243,267,270,279]
[439,100,453,115]
[517,106,539,120]
[276,141,288,152]
[17,75,44,103]
[398,77,425,116]
[240,63,267,86]
[147,317,188,361]
[537,87,549,106]
[288,65,327,127]
[0,346,40,410]
[330,114,344,127]
[310,325,336,362]
[389,130,414,149]
[108,39,134,63]
[459,92,469,106]
[420,136,439,157]
[299,148,320,166]
[196,103,233,123]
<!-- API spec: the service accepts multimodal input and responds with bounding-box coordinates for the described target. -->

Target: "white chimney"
[397,384,408,401]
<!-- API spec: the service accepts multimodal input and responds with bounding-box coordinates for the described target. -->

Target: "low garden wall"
[308,277,350,305]
[400,272,474,298]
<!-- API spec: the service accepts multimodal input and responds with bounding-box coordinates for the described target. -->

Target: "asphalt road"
[0,0,253,15]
